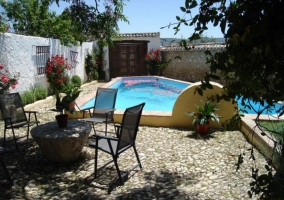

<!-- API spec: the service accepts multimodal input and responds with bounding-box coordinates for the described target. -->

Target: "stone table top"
[30,120,92,163]
[30,120,92,138]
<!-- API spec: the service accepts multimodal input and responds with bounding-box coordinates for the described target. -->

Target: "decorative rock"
[30,120,91,163]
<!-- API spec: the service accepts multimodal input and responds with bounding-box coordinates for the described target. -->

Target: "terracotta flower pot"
[55,114,68,128]
[196,123,209,135]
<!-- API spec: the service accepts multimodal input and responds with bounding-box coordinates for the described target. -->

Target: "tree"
[175,0,284,107]
[173,0,284,198]
[0,0,77,46]
[0,14,10,33]
[0,0,129,46]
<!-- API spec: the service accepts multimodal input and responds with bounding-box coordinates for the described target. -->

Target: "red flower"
[0,63,20,94]
[45,55,70,90]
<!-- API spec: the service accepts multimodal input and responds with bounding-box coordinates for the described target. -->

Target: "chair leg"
[11,128,19,152]
[112,155,124,185]
[0,157,13,186]
[92,123,97,135]
[27,124,30,140]
[3,128,7,147]
[94,147,98,179]
[105,122,108,136]
[133,145,142,169]
[112,122,116,134]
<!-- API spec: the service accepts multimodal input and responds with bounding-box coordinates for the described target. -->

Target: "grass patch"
[258,120,284,143]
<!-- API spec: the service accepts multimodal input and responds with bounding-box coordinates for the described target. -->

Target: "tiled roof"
[161,43,226,51]
[118,32,160,38]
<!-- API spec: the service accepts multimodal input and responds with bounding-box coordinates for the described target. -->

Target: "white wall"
[0,33,94,94]
[0,32,159,90]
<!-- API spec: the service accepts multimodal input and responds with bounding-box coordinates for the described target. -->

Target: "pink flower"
[3,77,9,83]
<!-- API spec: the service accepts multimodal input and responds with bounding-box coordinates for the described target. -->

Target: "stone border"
[241,114,283,168]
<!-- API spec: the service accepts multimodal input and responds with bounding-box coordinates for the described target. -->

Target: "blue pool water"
[80,77,190,111]
[236,97,283,115]
[80,77,283,114]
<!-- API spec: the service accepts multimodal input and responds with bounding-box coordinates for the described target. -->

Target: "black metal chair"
[89,102,145,185]
[0,93,40,151]
[0,147,13,186]
[82,87,118,136]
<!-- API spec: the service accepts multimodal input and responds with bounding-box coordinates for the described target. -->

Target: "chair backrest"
[92,87,118,119]
[0,93,27,124]
[117,103,145,151]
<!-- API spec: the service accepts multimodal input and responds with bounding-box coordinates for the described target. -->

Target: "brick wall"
[160,44,225,84]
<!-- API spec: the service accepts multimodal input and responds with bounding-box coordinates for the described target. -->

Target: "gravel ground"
[0,82,276,199]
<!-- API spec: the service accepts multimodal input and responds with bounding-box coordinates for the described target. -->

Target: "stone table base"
[30,120,91,163]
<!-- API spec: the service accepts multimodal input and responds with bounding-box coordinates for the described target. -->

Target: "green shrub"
[85,49,99,82]
[21,91,35,106]
[34,86,47,100]
[71,75,82,87]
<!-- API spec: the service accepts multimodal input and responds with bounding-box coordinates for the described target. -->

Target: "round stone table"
[30,120,92,163]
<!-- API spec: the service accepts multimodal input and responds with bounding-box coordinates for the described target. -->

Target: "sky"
[49,0,224,39]
[0,0,224,39]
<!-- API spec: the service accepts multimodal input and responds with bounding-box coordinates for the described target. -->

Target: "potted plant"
[53,84,81,128]
[185,100,221,134]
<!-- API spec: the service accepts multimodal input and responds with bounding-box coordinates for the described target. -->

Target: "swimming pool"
[80,77,283,115]
[236,97,283,115]
[80,77,190,111]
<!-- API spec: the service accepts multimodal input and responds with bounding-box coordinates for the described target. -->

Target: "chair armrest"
[89,134,118,147]
[105,109,116,114]
[3,117,12,121]
[24,111,38,114]
[114,124,121,137]
[80,107,92,112]
[95,134,119,141]
[114,124,121,129]
[104,109,116,122]
[81,107,92,118]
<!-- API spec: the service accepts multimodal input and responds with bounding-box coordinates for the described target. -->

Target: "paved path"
[0,82,276,199]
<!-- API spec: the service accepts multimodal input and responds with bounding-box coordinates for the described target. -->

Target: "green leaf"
[220,18,226,34]
[189,0,197,9]
[197,88,203,96]
[205,82,213,89]
[180,7,186,12]
[208,74,220,80]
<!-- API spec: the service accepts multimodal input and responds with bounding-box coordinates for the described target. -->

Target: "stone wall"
[161,44,225,84]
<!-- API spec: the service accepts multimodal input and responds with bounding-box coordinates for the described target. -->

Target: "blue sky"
[0,0,223,39]
[117,0,223,38]
[50,0,224,39]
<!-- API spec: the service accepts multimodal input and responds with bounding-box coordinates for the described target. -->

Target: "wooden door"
[109,41,148,79]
